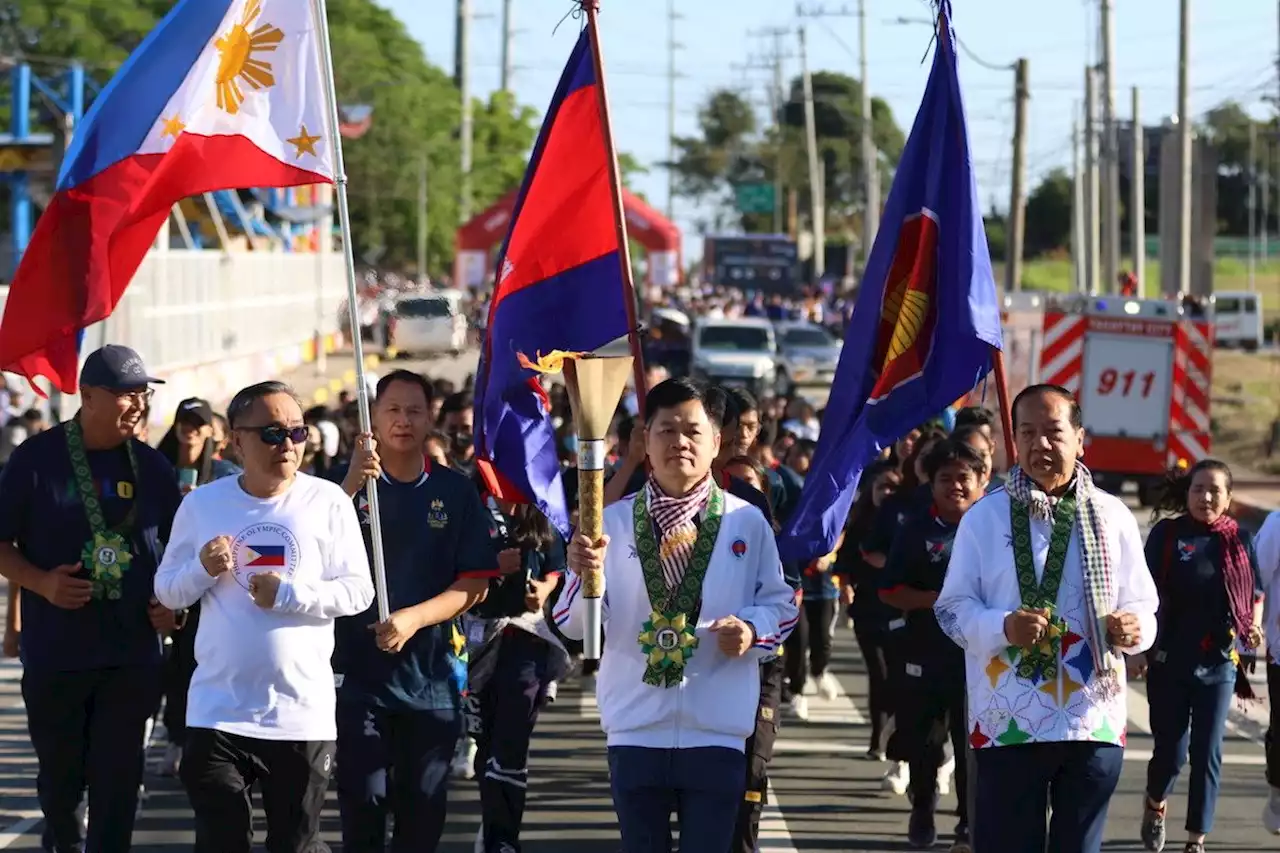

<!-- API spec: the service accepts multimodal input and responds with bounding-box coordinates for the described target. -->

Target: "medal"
[66,419,138,601]
[632,482,725,688]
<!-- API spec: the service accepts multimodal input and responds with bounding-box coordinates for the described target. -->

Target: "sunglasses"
[236,425,309,446]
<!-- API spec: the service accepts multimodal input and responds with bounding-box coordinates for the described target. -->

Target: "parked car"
[689,317,784,397]
[388,289,468,357]
[774,321,842,394]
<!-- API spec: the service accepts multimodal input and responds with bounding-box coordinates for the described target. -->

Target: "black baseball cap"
[175,397,213,426]
[79,345,164,391]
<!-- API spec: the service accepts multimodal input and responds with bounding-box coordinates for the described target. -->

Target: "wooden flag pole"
[990,346,1017,470]
[582,0,650,417]
[311,0,391,622]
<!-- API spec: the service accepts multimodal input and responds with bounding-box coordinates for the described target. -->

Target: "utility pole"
[1006,58,1029,293]
[1100,0,1120,292]
[746,27,792,234]
[418,150,429,285]
[666,0,682,221]
[858,0,878,253]
[1072,109,1085,293]
[1250,119,1258,292]
[1263,137,1270,263]
[1131,87,1146,292]
[500,0,514,93]
[457,0,474,222]
[1176,0,1192,296]
[1085,67,1101,295]
[798,25,825,278]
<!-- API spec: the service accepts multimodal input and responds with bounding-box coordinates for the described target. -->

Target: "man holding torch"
[557,378,798,852]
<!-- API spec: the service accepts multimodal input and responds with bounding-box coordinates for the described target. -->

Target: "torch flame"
[517,349,588,375]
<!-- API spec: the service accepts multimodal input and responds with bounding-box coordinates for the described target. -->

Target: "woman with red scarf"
[1135,459,1265,853]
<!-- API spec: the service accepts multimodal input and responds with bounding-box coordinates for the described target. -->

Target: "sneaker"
[159,744,182,777]
[938,753,955,797]
[802,677,817,697]
[865,748,886,762]
[949,824,972,853]
[1141,800,1167,852]
[817,671,840,701]
[545,680,558,704]
[474,825,484,853]
[907,801,938,848]
[1181,843,1204,853]
[1265,786,1280,835]
[881,761,910,796]
[789,695,810,721]
[451,739,477,780]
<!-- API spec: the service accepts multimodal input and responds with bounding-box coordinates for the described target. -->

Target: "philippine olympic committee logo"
[231,522,301,591]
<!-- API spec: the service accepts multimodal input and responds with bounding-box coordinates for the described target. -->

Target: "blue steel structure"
[6,63,97,274]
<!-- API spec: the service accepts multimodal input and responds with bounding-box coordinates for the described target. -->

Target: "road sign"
[735,182,776,214]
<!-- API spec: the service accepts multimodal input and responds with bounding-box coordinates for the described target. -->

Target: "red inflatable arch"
[453,188,683,291]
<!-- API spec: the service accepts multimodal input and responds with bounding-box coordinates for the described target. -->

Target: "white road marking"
[0,814,43,848]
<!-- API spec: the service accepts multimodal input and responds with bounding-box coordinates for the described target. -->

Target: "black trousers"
[783,598,836,696]
[23,666,161,853]
[163,604,199,747]
[476,631,553,853]
[181,727,334,853]
[882,624,911,762]
[732,656,784,853]
[896,666,969,829]
[852,624,892,753]
[1267,662,1280,787]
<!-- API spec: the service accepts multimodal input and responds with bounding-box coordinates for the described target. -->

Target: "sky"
[388,0,1277,262]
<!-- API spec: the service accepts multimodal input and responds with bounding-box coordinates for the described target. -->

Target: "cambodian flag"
[474,27,633,538]
[0,0,335,393]
[778,1,1003,563]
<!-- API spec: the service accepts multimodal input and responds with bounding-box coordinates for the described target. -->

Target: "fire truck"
[1037,295,1214,505]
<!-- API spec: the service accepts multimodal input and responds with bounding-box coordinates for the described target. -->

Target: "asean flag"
[0,0,335,393]
[778,1,1003,563]
[474,27,632,539]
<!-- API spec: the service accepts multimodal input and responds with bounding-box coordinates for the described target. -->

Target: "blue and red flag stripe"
[474,26,633,538]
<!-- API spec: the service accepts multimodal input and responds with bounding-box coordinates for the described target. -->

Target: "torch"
[563,355,635,660]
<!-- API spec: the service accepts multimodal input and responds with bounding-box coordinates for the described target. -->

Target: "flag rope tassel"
[581,0,649,418]
[310,0,391,623]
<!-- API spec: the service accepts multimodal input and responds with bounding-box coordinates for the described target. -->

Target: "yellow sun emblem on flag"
[215,0,284,115]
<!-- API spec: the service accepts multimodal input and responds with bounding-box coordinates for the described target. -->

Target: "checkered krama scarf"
[645,475,713,590]
[1005,462,1115,677]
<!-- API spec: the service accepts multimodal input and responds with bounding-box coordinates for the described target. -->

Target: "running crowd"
[2,342,1280,853]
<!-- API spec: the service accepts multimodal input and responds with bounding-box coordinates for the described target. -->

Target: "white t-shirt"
[155,473,374,741]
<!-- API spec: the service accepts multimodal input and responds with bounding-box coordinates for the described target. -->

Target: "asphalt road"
[0,498,1273,851]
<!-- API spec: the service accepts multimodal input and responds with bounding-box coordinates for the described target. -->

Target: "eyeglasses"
[235,425,309,446]
[110,388,153,404]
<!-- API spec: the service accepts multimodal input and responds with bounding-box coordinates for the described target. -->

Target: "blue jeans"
[335,703,461,853]
[608,745,746,853]
[974,741,1123,853]
[1145,663,1236,834]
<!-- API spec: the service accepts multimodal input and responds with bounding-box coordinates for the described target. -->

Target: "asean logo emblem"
[731,539,748,559]
[231,522,301,591]
[868,208,941,403]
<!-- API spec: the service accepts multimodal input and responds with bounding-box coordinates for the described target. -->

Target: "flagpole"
[581,0,649,417]
[310,0,391,623]
[990,347,1016,470]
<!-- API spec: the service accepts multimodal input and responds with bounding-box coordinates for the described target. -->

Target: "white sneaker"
[1264,786,1280,834]
[881,761,910,795]
[801,677,818,697]
[78,802,88,834]
[451,739,476,780]
[789,695,810,721]
[474,825,485,853]
[817,671,840,701]
[159,744,182,777]
[545,680,558,704]
[938,753,956,797]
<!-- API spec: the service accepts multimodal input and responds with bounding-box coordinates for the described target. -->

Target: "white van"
[388,290,468,357]
[1210,291,1264,351]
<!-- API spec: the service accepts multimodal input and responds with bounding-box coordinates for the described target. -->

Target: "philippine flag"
[244,545,286,568]
[0,0,336,393]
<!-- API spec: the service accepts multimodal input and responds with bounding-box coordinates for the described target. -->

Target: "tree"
[668,74,905,241]
[1200,101,1266,238]
[4,0,542,274]
[1024,169,1073,256]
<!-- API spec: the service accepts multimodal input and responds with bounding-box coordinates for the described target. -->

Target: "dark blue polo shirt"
[470,496,567,619]
[1145,516,1263,684]
[0,424,181,672]
[862,483,932,558]
[334,462,500,712]
[880,504,963,676]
